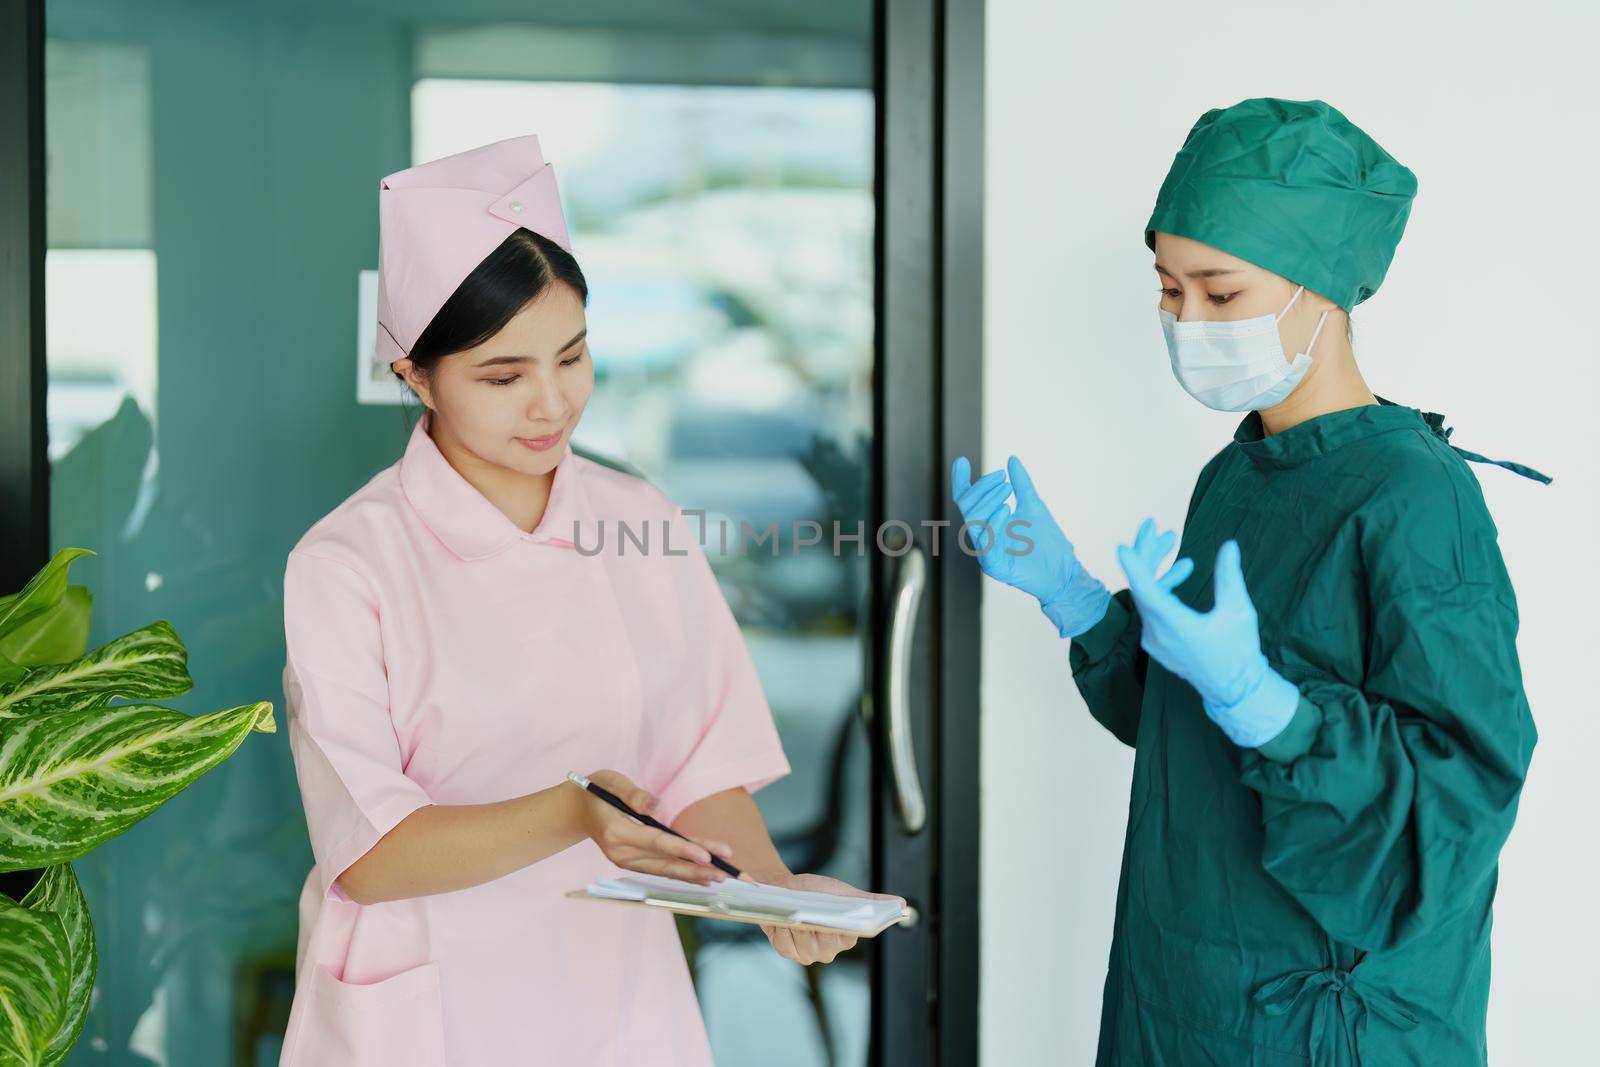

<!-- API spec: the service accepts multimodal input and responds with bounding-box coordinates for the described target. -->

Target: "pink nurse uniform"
[277,409,791,1066]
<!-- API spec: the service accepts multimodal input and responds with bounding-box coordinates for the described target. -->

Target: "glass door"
[39,2,881,1065]
[5,0,980,1063]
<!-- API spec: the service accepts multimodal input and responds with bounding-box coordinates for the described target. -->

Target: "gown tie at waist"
[1252,966,1421,1067]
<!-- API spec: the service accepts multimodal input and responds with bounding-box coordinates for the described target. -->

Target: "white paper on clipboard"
[580,873,907,935]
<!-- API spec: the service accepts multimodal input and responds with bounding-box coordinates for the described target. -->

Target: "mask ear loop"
[1301,310,1329,358]
[1274,285,1328,358]
[1274,285,1307,322]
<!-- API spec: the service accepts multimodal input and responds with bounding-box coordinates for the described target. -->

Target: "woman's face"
[400,282,593,479]
[1153,231,1324,323]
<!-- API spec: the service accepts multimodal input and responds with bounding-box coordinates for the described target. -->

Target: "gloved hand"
[949,455,1110,638]
[1115,519,1299,748]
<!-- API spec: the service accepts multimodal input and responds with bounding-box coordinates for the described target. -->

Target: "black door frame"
[875,1,982,1065]
[0,0,48,596]
[0,0,984,1060]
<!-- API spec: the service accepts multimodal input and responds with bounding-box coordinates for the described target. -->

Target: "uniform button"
[509,200,525,214]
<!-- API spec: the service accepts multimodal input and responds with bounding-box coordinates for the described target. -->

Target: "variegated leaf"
[0,588,91,676]
[17,866,93,1067]
[0,895,69,1067]
[0,552,95,669]
[0,701,276,872]
[0,622,191,721]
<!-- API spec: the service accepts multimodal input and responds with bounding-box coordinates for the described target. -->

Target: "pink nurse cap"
[375,135,573,365]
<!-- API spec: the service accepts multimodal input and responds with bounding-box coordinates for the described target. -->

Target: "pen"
[566,772,748,882]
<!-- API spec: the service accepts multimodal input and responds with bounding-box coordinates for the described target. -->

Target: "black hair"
[397,228,588,379]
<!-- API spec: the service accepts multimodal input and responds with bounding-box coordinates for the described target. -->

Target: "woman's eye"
[1158,287,1181,299]
[560,350,585,367]
[1208,292,1237,305]
[485,376,518,387]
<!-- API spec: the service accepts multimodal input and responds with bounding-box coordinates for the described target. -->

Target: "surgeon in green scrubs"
[952,98,1544,1066]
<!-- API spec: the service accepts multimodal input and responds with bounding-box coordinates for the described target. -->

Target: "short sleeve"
[282,550,433,901]
[640,507,790,826]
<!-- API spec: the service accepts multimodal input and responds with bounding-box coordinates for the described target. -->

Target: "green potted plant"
[0,549,274,1066]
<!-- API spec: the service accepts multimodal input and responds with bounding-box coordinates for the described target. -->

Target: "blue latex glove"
[949,455,1111,638]
[1115,519,1299,748]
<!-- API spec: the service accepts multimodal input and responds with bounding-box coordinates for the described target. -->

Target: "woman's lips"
[516,430,564,452]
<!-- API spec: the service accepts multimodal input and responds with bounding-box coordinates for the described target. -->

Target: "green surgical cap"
[1144,98,1417,311]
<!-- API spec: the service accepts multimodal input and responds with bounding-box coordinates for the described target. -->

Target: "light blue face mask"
[1159,285,1330,412]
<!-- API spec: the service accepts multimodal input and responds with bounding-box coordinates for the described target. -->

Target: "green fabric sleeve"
[1253,696,1322,763]
[1067,590,1146,748]
[1239,582,1536,953]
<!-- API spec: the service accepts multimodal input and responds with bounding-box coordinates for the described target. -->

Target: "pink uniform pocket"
[297,960,448,1066]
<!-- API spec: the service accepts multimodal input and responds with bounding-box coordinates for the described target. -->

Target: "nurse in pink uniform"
[278,136,893,1066]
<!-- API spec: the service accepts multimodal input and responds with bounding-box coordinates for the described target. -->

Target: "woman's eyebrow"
[1154,263,1245,280]
[471,328,589,369]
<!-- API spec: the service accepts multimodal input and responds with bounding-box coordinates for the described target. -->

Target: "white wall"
[980,2,1600,1063]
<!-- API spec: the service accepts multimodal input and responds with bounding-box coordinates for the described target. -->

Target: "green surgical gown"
[1073,399,1537,1067]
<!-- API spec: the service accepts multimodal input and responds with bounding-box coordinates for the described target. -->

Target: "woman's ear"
[392,358,432,407]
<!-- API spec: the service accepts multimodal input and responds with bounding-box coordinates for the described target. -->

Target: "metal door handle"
[885,543,927,835]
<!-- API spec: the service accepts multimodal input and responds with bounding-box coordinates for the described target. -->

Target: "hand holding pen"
[566,770,743,885]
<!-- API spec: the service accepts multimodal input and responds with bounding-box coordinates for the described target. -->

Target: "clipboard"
[565,888,909,938]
